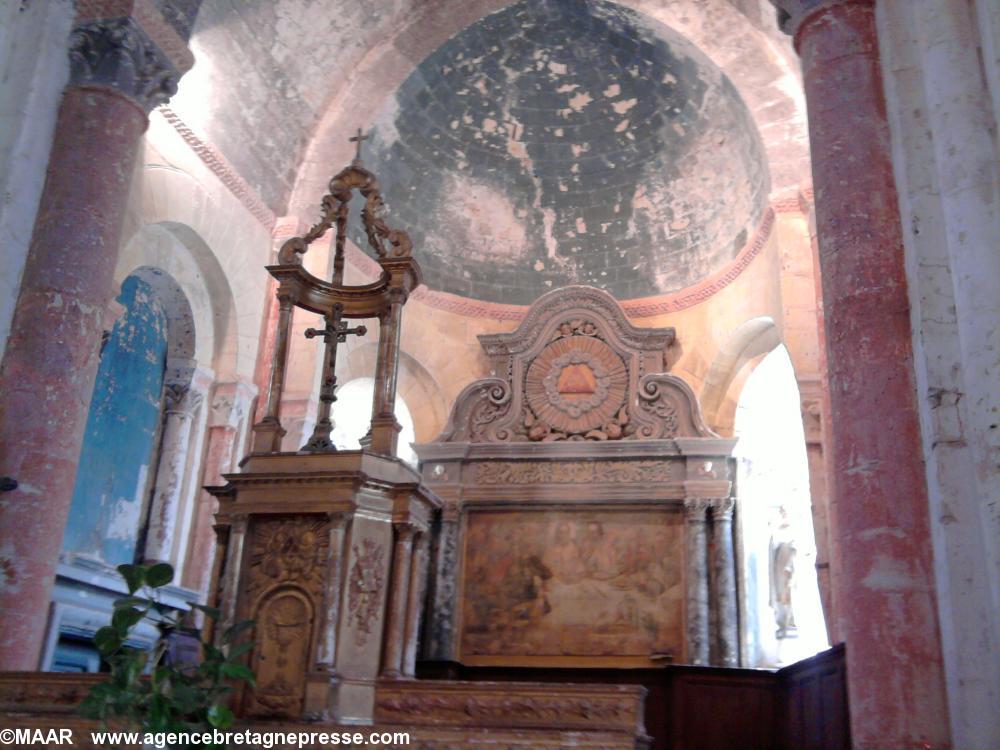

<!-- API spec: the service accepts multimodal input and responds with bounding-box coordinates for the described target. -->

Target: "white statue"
[769,506,798,639]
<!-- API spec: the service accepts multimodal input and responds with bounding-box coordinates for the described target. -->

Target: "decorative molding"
[375,682,645,733]
[155,106,277,230]
[363,207,776,321]
[475,460,677,485]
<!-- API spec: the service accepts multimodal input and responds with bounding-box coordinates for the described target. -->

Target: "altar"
[415,286,740,670]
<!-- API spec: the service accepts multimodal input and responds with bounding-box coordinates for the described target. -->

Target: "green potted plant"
[80,562,255,748]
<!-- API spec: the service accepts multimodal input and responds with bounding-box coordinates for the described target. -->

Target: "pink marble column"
[0,7,194,669]
[774,1,952,746]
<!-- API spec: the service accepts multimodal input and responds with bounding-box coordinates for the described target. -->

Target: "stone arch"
[122,163,271,380]
[701,316,781,434]
[342,342,450,442]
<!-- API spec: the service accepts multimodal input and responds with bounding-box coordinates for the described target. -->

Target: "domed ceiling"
[351,0,769,305]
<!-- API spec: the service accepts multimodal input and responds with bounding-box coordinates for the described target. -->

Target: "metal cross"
[349,127,370,163]
[301,303,367,452]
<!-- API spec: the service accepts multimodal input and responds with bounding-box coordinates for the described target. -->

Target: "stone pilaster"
[0,0,199,669]
[684,497,711,666]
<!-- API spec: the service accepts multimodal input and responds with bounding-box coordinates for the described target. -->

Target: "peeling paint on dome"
[353,0,769,304]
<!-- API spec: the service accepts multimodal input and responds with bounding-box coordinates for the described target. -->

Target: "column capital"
[683,497,713,521]
[710,497,736,521]
[209,380,258,429]
[393,522,418,542]
[69,1,198,113]
[770,0,873,41]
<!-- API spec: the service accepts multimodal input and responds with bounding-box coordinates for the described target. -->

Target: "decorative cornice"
[156,106,277,230]
[354,207,776,321]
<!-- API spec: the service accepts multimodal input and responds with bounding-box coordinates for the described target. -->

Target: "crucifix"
[301,303,367,452]
[350,127,369,164]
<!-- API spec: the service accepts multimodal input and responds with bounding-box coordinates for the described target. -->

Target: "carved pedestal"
[207,452,438,723]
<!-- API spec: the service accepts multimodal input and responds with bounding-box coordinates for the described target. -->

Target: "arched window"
[330,377,418,467]
[734,345,828,666]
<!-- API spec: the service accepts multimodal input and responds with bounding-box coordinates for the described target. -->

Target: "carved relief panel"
[239,515,329,718]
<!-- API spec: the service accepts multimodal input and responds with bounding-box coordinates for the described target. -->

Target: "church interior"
[0,0,997,748]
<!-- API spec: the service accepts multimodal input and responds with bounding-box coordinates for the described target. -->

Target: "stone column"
[183,380,256,595]
[710,498,739,667]
[401,532,429,677]
[0,3,196,669]
[771,2,951,746]
[684,498,711,666]
[380,523,415,678]
[144,375,207,564]
[425,504,460,661]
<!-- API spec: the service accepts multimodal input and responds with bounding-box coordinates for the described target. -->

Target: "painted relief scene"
[461,509,684,662]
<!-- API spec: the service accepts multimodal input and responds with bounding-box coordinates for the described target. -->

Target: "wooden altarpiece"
[206,144,439,724]
[414,286,740,670]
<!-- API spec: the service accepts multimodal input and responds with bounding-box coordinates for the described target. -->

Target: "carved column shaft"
[367,295,404,456]
[684,498,711,666]
[144,380,206,564]
[381,524,415,677]
[318,514,350,669]
[425,515,460,661]
[218,515,249,638]
[711,498,739,667]
[0,5,196,668]
[253,294,294,452]
[402,532,429,677]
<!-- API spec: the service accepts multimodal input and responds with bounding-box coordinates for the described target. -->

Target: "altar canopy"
[415,286,739,669]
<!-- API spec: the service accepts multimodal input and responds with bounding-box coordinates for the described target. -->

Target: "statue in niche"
[769,506,798,640]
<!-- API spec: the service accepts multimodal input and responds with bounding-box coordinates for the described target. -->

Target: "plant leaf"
[227,642,254,659]
[221,619,255,644]
[117,564,145,594]
[146,562,174,588]
[207,704,234,729]
[113,596,151,610]
[112,607,145,632]
[220,662,255,685]
[188,602,221,620]
[94,626,122,656]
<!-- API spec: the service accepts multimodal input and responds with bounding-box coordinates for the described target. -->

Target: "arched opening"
[330,377,418,467]
[49,269,201,672]
[734,345,828,667]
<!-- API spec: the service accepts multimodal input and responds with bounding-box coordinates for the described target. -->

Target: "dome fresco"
[352,0,769,304]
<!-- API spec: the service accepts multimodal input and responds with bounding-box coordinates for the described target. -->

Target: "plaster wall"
[0,0,72,355]
[878,1,1000,746]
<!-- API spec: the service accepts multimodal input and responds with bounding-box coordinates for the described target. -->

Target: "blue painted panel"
[63,276,168,565]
